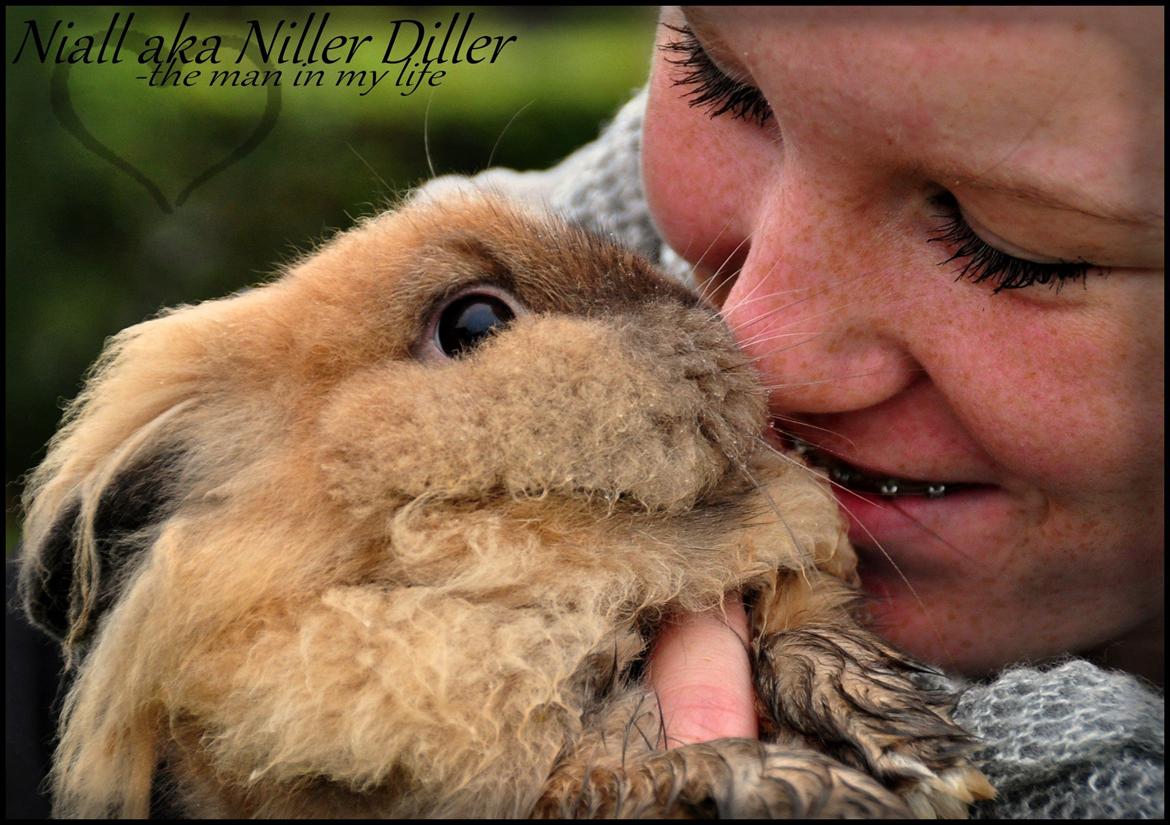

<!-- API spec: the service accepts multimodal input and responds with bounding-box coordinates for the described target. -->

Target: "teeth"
[788,434,964,499]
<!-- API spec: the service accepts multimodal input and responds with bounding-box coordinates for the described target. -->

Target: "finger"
[647,592,758,748]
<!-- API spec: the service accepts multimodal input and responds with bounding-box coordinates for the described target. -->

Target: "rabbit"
[19,190,994,818]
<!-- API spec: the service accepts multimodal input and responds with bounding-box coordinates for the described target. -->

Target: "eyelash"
[928,193,1100,294]
[659,23,773,127]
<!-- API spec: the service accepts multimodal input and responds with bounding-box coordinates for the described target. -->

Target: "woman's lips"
[770,425,1007,580]
[833,486,1000,562]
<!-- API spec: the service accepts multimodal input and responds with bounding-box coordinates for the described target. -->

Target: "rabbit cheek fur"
[20,192,992,818]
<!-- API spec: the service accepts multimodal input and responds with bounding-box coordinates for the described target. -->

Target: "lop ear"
[17,311,209,659]
[19,446,185,656]
[19,494,81,642]
[18,270,283,660]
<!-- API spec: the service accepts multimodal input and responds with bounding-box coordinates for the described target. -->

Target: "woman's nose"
[718,184,922,417]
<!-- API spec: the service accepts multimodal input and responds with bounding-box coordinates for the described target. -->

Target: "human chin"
[851,565,1015,675]
[831,485,1040,671]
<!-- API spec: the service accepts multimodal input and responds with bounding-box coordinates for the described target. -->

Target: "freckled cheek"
[643,60,764,274]
[943,319,1154,494]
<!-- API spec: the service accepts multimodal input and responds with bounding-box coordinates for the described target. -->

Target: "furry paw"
[532,738,914,818]
[755,623,995,816]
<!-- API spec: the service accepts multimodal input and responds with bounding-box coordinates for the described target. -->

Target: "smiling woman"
[641,5,1164,684]
[423,5,1163,818]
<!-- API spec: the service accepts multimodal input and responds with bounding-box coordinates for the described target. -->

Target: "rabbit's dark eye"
[435,292,517,359]
[415,284,525,363]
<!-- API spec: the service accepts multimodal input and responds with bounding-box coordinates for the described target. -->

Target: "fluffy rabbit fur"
[20,191,993,818]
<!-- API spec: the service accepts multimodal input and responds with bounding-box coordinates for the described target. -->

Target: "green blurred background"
[5,6,659,554]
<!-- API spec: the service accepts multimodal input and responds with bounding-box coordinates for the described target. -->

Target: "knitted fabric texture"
[957,660,1164,819]
[417,89,1165,819]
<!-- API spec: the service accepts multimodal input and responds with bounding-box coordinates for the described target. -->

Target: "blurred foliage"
[5,5,658,553]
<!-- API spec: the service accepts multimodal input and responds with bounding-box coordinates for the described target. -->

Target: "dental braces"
[787,435,968,499]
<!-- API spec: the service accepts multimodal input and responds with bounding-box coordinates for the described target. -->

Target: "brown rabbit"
[19,190,993,818]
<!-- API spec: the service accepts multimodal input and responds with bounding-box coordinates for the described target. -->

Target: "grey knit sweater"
[420,90,1165,819]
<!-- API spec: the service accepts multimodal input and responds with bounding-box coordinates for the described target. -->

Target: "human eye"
[659,23,773,127]
[927,193,1106,294]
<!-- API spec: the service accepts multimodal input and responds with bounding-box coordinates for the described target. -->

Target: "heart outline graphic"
[50,31,282,214]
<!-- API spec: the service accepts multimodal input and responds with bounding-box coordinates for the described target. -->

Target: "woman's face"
[643,6,1164,677]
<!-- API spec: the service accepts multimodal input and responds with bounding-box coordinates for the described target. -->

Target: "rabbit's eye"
[434,292,517,359]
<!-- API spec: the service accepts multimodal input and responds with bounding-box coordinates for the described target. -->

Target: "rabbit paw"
[755,623,995,817]
[532,738,914,818]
